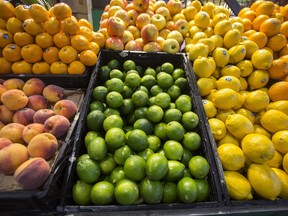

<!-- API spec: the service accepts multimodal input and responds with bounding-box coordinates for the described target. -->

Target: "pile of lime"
[72,58,211,205]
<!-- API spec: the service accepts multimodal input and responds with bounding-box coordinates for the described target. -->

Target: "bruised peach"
[2,78,25,90]
[42,84,64,103]
[0,104,14,124]
[1,89,29,110]
[0,137,12,150]
[14,157,51,190]
[22,78,45,96]
[26,95,48,111]
[0,123,25,144]
[22,123,45,144]
[0,143,29,175]
[53,99,77,119]
[27,132,58,159]
[33,109,55,124]
[44,115,70,138]
[13,108,35,126]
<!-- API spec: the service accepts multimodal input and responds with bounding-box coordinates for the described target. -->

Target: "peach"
[0,123,25,144]
[0,104,14,124]
[0,137,12,150]
[2,78,25,90]
[53,99,78,119]
[13,108,35,126]
[33,109,55,124]
[22,123,45,144]
[22,78,46,96]
[0,79,4,84]
[14,157,51,190]
[0,84,7,103]
[42,84,65,103]
[26,95,48,111]
[27,133,58,159]
[0,143,29,175]
[1,89,29,110]
[0,121,4,130]
[44,115,71,138]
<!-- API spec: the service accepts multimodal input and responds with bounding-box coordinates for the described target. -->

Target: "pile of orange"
[0,1,99,75]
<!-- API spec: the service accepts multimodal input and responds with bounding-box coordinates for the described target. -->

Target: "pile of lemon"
[185,0,288,201]
[0,1,99,75]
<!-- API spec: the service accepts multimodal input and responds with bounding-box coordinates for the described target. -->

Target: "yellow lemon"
[247,163,281,200]
[272,130,288,154]
[208,118,227,140]
[188,25,201,38]
[216,109,235,123]
[260,109,288,133]
[253,124,271,139]
[214,19,232,36]
[193,56,215,78]
[225,114,254,139]
[212,88,239,110]
[240,39,259,59]
[203,26,214,37]
[218,144,245,171]
[266,151,283,168]
[224,171,253,200]
[192,31,207,43]
[188,43,209,61]
[243,90,270,113]
[214,6,230,18]
[202,2,216,17]
[210,34,223,48]
[216,76,241,92]
[194,11,210,29]
[217,132,239,147]
[266,100,288,115]
[251,49,273,70]
[221,65,241,78]
[271,168,288,199]
[206,89,217,101]
[228,44,246,64]
[231,22,244,35]
[212,12,228,27]
[235,108,256,124]
[211,67,221,80]
[236,60,253,77]
[283,153,288,173]
[202,99,217,118]
[223,29,242,49]
[198,38,215,53]
[197,77,214,96]
[212,47,230,68]
[239,77,248,91]
[232,92,245,110]
[248,69,269,90]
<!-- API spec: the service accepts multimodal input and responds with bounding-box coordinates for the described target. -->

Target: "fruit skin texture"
[1,89,28,111]
[260,109,288,133]
[217,144,245,171]
[268,81,288,102]
[43,115,71,138]
[225,114,254,139]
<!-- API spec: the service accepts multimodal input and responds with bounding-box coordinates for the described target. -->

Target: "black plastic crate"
[58,50,227,213]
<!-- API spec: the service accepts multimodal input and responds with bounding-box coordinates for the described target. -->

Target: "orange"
[243,29,256,38]
[238,7,250,17]
[14,5,30,21]
[68,61,86,75]
[0,18,6,30]
[259,18,281,37]
[28,4,49,23]
[0,30,13,48]
[71,35,90,52]
[13,32,34,47]
[252,14,269,31]
[11,60,32,74]
[35,32,54,49]
[267,33,287,52]
[2,44,22,63]
[92,32,106,47]
[6,17,23,35]
[272,12,285,23]
[0,0,15,20]
[53,32,71,48]
[89,42,100,55]
[280,21,288,38]
[78,18,93,31]
[78,26,93,41]
[279,45,288,57]
[50,3,72,20]
[268,81,288,101]
[242,18,253,32]
[255,1,275,17]
[79,50,97,66]
[22,18,44,36]
[20,44,43,63]
[268,59,288,80]
[32,61,50,74]
[0,57,12,74]
[248,32,268,49]
[240,10,256,22]
[43,47,60,64]
[50,61,68,74]
[43,17,61,35]
[250,0,263,12]
[280,4,288,21]
[61,16,80,36]
[58,46,78,64]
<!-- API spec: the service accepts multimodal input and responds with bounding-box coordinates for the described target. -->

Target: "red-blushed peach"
[14,157,51,190]
[0,123,25,144]
[1,89,29,110]
[42,84,65,103]
[0,137,12,150]
[0,84,7,103]
[0,104,14,124]
[33,109,55,124]
[27,133,58,159]
[26,95,48,111]
[2,78,25,90]
[13,108,36,126]
[43,115,71,138]
[22,123,45,144]
[53,99,77,119]
[0,143,29,175]
[22,78,45,96]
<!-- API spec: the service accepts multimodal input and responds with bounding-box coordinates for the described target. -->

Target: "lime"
[182,111,199,130]
[164,160,185,182]
[126,69,138,75]
[77,154,90,163]
[90,181,114,205]
[141,75,156,89]
[114,179,139,205]
[195,179,210,202]
[181,148,193,167]
[84,131,101,148]
[148,96,156,106]
[108,59,121,70]
[144,67,156,76]
[157,72,174,88]
[136,65,143,75]
[127,129,148,152]
[146,153,169,180]
[123,60,136,72]
[155,65,161,73]
[169,103,176,109]
[155,92,171,109]
[164,108,182,123]
[103,114,123,131]
[146,105,164,123]
[136,85,149,94]
[76,158,101,184]
[127,113,135,125]
[150,85,164,96]
[147,135,161,152]
[90,101,105,112]
[124,155,146,182]
[87,136,107,161]
[93,86,108,102]
[106,91,123,108]
[99,65,111,82]
[175,95,192,113]
[131,90,149,107]
[172,68,185,80]
[72,180,92,205]
[162,182,177,203]
[183,168,192,177]
[105,127,125,150]
[122,85,133,99]
[163,140,184,160]
[123,125,133,133]
[188,156,210,179]
[167,85,182,101]
[110,69,124,80]
[113,144,133,165]
[139,177,163,204]
[99,153,116,175]
[133,118,153,135]
[161,62,174,74]
[174,77,188,91]
[109,167,126,185]
[105,78,124,92]
[120,98,134,115]
[177,177,199,203]
[125,72,141,88]
[104,107,120,117]
[133,107,148,120]
[138,148,154,160]
[86,110,105,132]
[182,132,201,152]
[154,122,167,140]
[165,121,185,141]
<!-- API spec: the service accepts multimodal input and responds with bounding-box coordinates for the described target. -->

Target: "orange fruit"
[50,61,68,74]
[28,4,49,23]
[78,18,93,31]
[35,32,54,49]
[92,32,106,47]
[280,4,288,21]
[259,18,281,37]
[250,0,264,12]
[268,58,288,80]
[12,60,32,74]
[240,10,256,22]
[58,46,78,64]
[6,17,23,35]
[43,17,61,35]
[0,30,13,48]
[32,61,50,74]
[14,5,30,21]
[43,47,59,64]
[79,50,97,66]
[242,18,253,31]
[248,31,268,49]
[271,12,285,23]
[255,1,275,17]
[279,45,288,57]
[13,32,34,47]
[0,57,12,74]
[61,16,80,36]
[280,21,288,38]
[20,44,43,63]
[22,18,44,36]
[68,61,86,75]
[267,33,287,52]
[238,7,250,17]
[268,81,288,101]
[53,32,71,48]
[0,0,15,20]
[252,14,269,31]
[89,42,100,55]
[50,3,72,20]
[78,26,93,41]
[71,34,90,52]
[0,18,6,30]
[243,29,256,38]
[2,44,22,63]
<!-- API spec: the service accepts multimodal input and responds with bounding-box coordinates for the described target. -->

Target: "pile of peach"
[0,77,78,190]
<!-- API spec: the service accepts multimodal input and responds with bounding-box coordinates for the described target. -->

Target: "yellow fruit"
[190,0,201,12]
[228,45,246,64]
[213,6,230,18]
[0,57,12,74]
[265,150,282,168]
[261,109,288,133]
[188,43,209,61]
[266,100,288,115]
[259,18,281,38]
[68,61,86,75]
[272,130,288,154]
[243,90,270,113]
[202,2,216,18]
[231,22,244,35]
[14,5,30,22]
[35,32,54,49]
[22,18,44,36]
[0,0,15,20]
[197,77,214,96]
[212,47,230,68]
[12,60,32,74]
[247,69,269,90]
[194,11,210,29]
[51,3,72,20]
[225,114,254,139]
[253,124,271,139]
[32,61,50,74]
[13,32,34,47]
[218,143,245,171]
[188,25,201,38]
[50,61,68,74]
[20,44,43,63]
[267,33,287,52]
[236,60,253,78]
[224,171,253,200]
[232,92,245,110]
[28,4,49,23]
[247,163,281,200]
[220,65,241,78]
[193,56,215,78]
[240,39,259,60]
[215,109,235,123]
[0,30,13,48]
[268,81,288,102]
[78,26,93,41]
[214,19,232,36]
[212,12,228,27]
[239,77,248,91]
[210,34,223,48]
[223,29,241,49]
[79,50,97,66]
[236,108,255,124]
[43,17,61,36]
[271,168,288,199]
[192,32,207,43]
[217,132,239,146]
[6,17,23,35]
[197,38,215,53]
[202,99,217,118]
[216,76,241,92]
[61,16,80,36]
[71,34,90,52]
[208,118,227,140]
[212,88,239,110]
[0,18,6,30]
[2,44,22,63]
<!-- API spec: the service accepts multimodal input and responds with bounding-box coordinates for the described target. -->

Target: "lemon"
[243,90,270,113]
[214,19,232,36]
[212,47,230,68]
[225,114,254,139]
[188,25,201,38]
[198,38,215,53]
[240,39,259,59]
[212,88,239,110]
[188,43,209,61]
[236,60,253,77]
[211,68,221,80]
[221,65,241,78]
[210,34,223,48]
[247,69,269,90]
[202,2,216,17]
[247,163,281,200]
[266,100,288,115]
[239,77,248,91]
[193,56,215,78]
[216,76,241,92]
[223,29,242,49]
[231,22,244,35]
[202,99,217,118]
[253,124,271,139]
[283,153,288,173]
[193,32,207,43]
[272,130,288,154]
[265,150,283,168]
[232,92,245,110]
[251,49,273,70]
[260,109,288,133]
[217,132,239,147]
[194,11,210,29]
[203,27,214,37]
[208,118,227,140]
[197,77,214,96]
[215,109,235,123]
[271,168,288,199]
[212,12,228,27]
[224,171,253,200]
[228,44,246,64]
